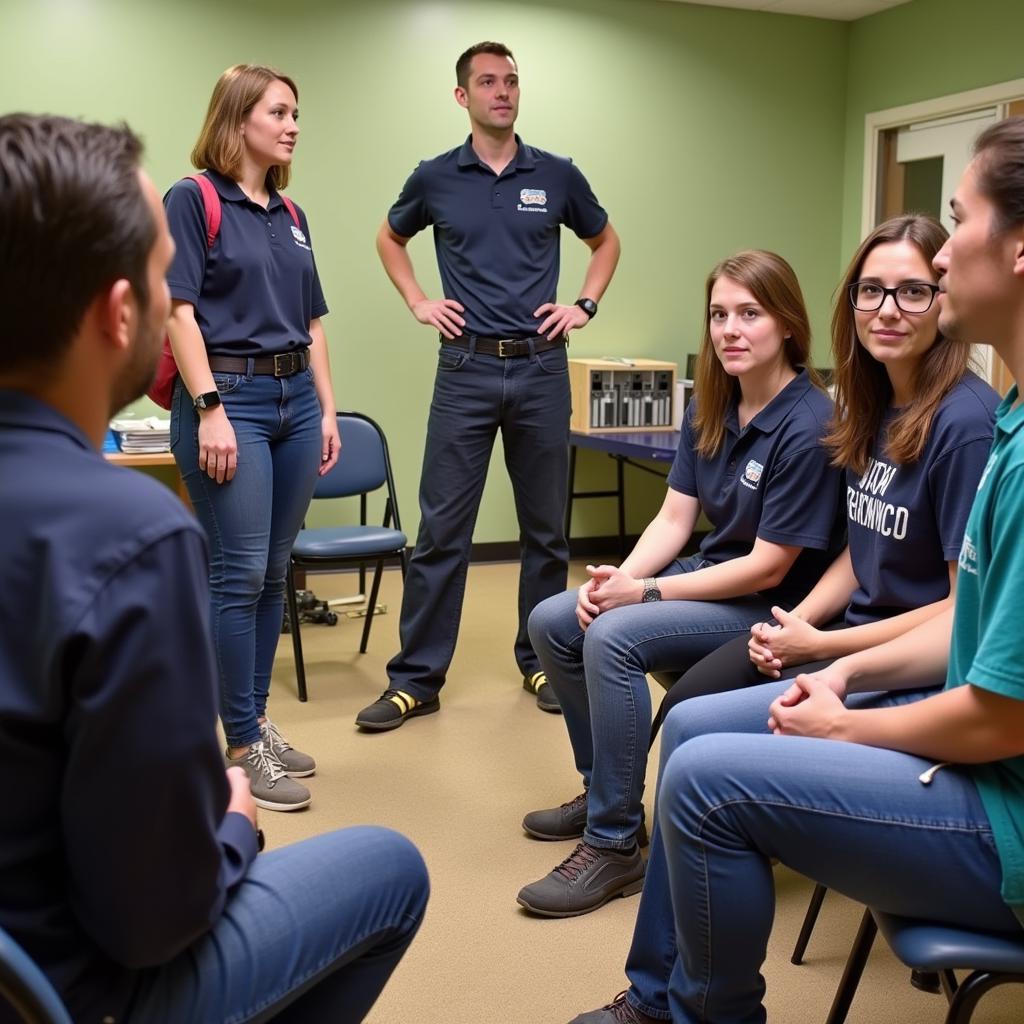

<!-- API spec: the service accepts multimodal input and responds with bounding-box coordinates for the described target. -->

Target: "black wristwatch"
[641,578,662,603]
[576,297,598,320]
[194,390,222,412]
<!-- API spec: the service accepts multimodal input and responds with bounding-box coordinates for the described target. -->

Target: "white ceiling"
[657,0,912,20]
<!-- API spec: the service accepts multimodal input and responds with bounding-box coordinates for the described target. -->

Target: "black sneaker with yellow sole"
[523,671,561,713]
[355,688,440,732]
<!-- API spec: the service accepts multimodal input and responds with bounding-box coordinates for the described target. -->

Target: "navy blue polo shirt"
[667,369,843,606]
[387,135,608,337]
[0,390,256,1022]
[164,169,328,357]
[844,371,998,625]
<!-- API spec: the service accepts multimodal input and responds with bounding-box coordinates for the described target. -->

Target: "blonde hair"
[191,64,298,190]
[693,250,818,458]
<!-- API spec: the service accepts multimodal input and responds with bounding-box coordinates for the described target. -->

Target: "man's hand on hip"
[411,298,465,340]
[533,302,589,340]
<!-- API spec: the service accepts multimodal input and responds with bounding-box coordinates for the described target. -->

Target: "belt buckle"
[273,352,297,377]
[497,338,517,358]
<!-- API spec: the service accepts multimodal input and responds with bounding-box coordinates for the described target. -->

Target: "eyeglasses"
[848,281,940,314]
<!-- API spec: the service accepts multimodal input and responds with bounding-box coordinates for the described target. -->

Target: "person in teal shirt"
[569,116,1024,1024]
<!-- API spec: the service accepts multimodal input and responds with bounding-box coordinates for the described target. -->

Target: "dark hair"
[456,42,516,88]
[823,215,967,474]
[972,116,1024,233]
[0,114,154,372]
[192,64,299,191]
[693,250,816,458]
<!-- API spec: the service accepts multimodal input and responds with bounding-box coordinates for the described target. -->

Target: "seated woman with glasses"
[518,250,845,920]
[570,213,1000,1024]
[647,215,999,742]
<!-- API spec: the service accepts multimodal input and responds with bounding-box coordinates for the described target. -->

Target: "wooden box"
[569,358,677,433]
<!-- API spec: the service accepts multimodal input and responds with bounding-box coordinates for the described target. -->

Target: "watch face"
[577,298,597,317]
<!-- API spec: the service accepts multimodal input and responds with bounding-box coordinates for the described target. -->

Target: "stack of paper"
[109,416,172,453]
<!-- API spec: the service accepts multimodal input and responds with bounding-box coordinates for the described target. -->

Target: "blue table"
[567,429,680,560]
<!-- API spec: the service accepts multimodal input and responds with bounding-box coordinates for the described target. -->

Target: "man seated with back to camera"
[0,113,428,1024]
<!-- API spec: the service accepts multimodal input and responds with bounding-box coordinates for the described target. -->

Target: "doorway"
[864,88,1024,393]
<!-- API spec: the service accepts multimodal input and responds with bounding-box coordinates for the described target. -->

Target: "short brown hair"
[0,114,154,371]
[972,116,1024,233]
[191,64,299,191]
[693,250,816,458]
[456,42,516,88]
[824,215,968,474]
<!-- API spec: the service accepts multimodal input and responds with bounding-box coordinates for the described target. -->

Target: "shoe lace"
[260,718,293,755]
[601,992,648,1024]
[554,842,601,882]
[246,741,287,787]
[561,791,588,813]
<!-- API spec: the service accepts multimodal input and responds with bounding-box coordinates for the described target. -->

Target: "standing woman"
[166,65,339,812]
[519,251,843,918]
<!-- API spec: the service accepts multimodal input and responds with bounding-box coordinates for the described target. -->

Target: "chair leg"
[824,907,878,1024]
[359,561,384,654]
[940,969,959,1003]
[792,883,829,965]
[399,548,408,581]
[286,564,308,702]
[911,969,943,993]
[944,971,1024,1024]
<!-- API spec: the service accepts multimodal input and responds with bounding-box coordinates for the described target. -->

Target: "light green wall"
[2,0,849,539]
[841,0,1024,260]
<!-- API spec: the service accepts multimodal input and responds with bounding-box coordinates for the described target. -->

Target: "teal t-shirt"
[947,386,1024,920]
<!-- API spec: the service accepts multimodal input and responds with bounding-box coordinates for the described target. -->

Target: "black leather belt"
[442,335,567,358]
[208,350,310,377]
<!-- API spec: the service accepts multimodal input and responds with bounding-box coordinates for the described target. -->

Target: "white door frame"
[861,77,1024,237]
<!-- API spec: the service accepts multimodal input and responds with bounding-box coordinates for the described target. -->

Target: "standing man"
[362,41,620,730]
[0,113,427,1023]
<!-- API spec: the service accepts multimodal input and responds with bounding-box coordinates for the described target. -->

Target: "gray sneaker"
[517,841,646,917]
[569,991,663,1023]
[523,792,649,847]
[523,791,589,840]
[259,719,316,777]
[227,741,311,812]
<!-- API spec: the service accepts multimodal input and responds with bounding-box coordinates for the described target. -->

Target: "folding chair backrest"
[313,413,389,500]
[0,925,72,1024]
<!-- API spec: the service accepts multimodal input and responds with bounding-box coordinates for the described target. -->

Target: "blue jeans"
[527,556,775,850]
[620,681,1019,1023]
[387,341,571,697]
[128,827,429,1022]
[172,369,322,747]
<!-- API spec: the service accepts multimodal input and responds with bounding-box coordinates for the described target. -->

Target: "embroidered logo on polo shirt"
[740,459,764,490]
[517,188,548,213]
[290,224,310,249]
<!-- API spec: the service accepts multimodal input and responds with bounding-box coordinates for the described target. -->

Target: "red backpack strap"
[280,194,301,229]
[186,173,221,249]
